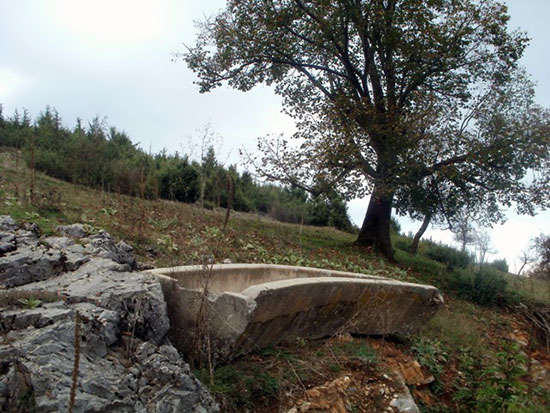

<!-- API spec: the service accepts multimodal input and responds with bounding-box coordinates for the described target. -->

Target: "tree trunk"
[356,186,394,260]
[410,213,431,255]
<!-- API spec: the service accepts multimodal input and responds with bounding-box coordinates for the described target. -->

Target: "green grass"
[505,273,550,306]
[419,300,486,355]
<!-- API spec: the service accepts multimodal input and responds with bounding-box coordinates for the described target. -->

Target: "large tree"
[183,0,550,259]
[529,234,550,279]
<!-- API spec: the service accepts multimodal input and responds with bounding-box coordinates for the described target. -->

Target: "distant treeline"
[0,105,355,232]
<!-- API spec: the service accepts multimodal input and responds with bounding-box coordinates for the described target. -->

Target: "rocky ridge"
[0,216,218,412]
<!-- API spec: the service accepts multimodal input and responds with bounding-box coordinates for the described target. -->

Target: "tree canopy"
[530,234,550,279]
[183,0,550,259]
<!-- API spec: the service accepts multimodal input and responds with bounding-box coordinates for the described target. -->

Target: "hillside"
[1,146,550,413]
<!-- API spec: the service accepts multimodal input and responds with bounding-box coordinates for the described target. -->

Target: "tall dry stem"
[69,310,81,413]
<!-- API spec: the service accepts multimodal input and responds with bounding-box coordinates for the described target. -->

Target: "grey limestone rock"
[0,302,71,333]
[56,223,89,239]
[0,246,65,288]
[0,220,67,288]
[84,231,137,269]
[530,358,550,391]
[389,372,420,413]
[0,217,218,413]
[0,215,17,231]
[0,232,16,255]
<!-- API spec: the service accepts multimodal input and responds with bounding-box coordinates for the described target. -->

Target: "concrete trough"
[148,264,443,362]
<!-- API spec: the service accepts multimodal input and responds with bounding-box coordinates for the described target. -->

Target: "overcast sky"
[1,0,549,272]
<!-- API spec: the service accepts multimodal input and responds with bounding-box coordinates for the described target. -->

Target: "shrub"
[423,241,472,270]
[453,342,541,412]
[449,268,509,306]
[393,235,411,251]
[484,259,509,273]
[390,217,401,234]
[394,249,446,281]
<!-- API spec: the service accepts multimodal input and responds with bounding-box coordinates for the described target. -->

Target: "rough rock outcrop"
[0,217,218,412]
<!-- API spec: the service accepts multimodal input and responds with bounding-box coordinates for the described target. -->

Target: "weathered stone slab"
[150,264,444,362]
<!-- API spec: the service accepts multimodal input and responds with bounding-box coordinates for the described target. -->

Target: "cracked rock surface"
[0,217,218,412]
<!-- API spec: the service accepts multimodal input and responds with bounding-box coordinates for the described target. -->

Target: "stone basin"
[148,264,443,362]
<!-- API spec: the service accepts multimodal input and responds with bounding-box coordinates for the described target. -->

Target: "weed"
[195,364,279,410]
[296,337,307,348]
[339,341,378,365]
[453,342,550,412]
[17,298,42,309]
[354,343,378,365]
[411,337,448,394]
[24,211,40,220]
[329,363,341,373]
[18,389,37,413]
[156,235,179,252]
[100,207,117,216]
[259,346,294,361]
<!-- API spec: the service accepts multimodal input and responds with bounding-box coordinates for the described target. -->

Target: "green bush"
[449,268,510,306]
[423,241,472,270]
[394,249,446,281]
[393,235,411,251]
[484,259,509,273]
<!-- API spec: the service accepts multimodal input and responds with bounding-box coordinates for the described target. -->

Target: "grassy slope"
[2,146,550,412]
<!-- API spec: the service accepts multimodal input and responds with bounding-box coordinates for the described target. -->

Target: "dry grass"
[0,147,403,280]
[0,289,62,310]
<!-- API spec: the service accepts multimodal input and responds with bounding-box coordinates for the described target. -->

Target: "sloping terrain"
[1,146,550,412]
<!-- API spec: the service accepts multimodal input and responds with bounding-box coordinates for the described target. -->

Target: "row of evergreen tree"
[0,105,355,232]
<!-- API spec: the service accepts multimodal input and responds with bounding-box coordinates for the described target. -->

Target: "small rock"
[56,223,89,239]
[0,215,17,231]
[389,372,420,413]
[298,401,311,412]
[307,389,321,398]
[398,360,434,386]
[530,359,550,391]
[0,232,16,255]
[509,330,529,348]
